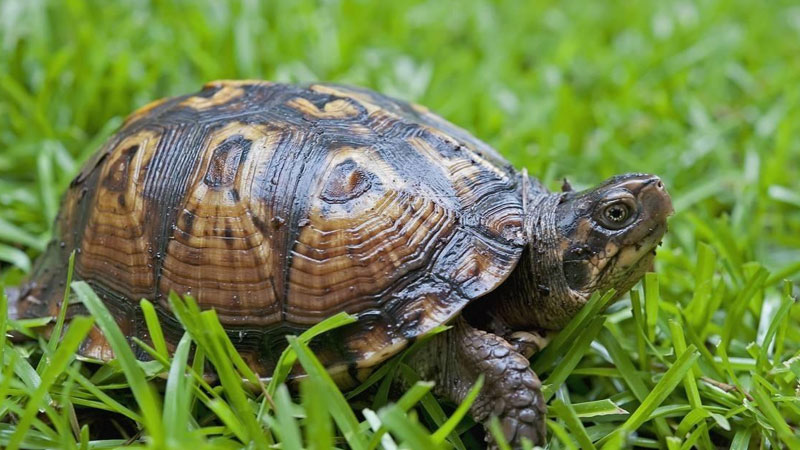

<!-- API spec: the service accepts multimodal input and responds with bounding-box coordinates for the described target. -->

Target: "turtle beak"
[637,176,673,221]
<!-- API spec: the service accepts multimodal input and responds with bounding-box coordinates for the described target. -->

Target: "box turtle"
[8,80,673,448]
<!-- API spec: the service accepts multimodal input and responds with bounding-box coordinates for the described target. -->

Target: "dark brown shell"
[17,80,527,379]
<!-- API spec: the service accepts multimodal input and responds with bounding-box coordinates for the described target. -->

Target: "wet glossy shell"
[19,81,526,378]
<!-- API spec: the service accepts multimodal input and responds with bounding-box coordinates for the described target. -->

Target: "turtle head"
[465,173,672,332]
[554,173,673,299]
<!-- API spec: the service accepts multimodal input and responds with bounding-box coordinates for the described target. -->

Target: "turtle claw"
[508,330,552,359]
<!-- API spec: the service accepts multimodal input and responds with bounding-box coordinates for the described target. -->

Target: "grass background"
[1,0,800,448]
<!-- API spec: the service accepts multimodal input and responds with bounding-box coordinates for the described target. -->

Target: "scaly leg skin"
[408,318,546,449]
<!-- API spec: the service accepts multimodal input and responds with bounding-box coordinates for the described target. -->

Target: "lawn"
[1,0,800,448]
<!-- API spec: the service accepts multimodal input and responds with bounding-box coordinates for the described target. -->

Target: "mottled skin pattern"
[8,80,673,448]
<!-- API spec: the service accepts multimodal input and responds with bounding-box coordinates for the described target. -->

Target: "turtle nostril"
[656,180,663,189]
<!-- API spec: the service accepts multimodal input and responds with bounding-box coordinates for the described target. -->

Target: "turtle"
[7,80,673,448]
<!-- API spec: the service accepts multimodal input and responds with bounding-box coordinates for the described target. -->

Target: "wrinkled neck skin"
[469,192,586,335]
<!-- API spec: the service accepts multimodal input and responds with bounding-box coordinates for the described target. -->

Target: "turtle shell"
[17,80,527,380]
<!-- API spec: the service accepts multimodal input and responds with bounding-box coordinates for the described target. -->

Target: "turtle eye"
[597,199,636,230]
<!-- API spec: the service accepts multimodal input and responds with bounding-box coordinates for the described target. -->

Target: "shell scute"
[159,122,281,325]
[76,128,160,300]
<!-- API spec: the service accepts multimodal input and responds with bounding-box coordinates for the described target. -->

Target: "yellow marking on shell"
[340,123,373,136]
[77,129,160,298]
[310,84,384,115]
[408,135,485,182]
[286,97,360,119]
[180,85,245,109]
[123,97,169,126]
[202,79,273,90]
[351,340,408,370]
[159,122,282,325]
[410,102,430,114]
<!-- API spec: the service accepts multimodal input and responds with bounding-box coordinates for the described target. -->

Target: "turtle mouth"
[593,221,667,295]
[615,221,667,267]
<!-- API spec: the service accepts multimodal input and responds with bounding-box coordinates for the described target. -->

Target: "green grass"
[2,0,800,448]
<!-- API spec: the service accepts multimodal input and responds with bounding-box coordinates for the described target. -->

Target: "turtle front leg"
[407,318,546,448]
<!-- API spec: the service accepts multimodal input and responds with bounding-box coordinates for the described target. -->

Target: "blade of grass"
[686,242,716,330]
[66,367,142,422]
[765,261,800,287]
[398,363,465,450]
[668,319,702,408]
[0,283,6,365]
[644,273,659,341]
[168,293,272,448]
[378,403,442,450]
[681,313,726,380]
[198,310,268,448]
[395,380,435,411]
[7,316,93,450]
[0,424,62,449]
[370,326,451,410]
[675,407,709,437]
[488,416,512,450]
[757,282,794,371]
[599,429,626,450]
[729,428,752,450]
[719,267,768,383]
[0,217,47,251]
[666,436,681,450]
[571,399,628,418]
[288,335,367,450]
[164,332,194,445]
[432,375,482,443]
[543,316,605,401]
[268,310,356,396]
[36,146,57,225]
[55,372,79,450]
[46,250,75,358]
[679,421,708,450]
[616,346,700,437]
[273,385,303,449]
[533,290,615,373]
[630,290,648,371]
[140,299,168,359]
[775,283,794,365]
[366,380,435,450]
[364,408,398,450]
[0,244,31,272]
[5,344,51,404]
[751,377,800,448]
[598,328,672,438]
[547,419,579,450]
[72,281,165,446]
[301,375,334,450]
[206,398,249,443]
[550,399,596,450]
